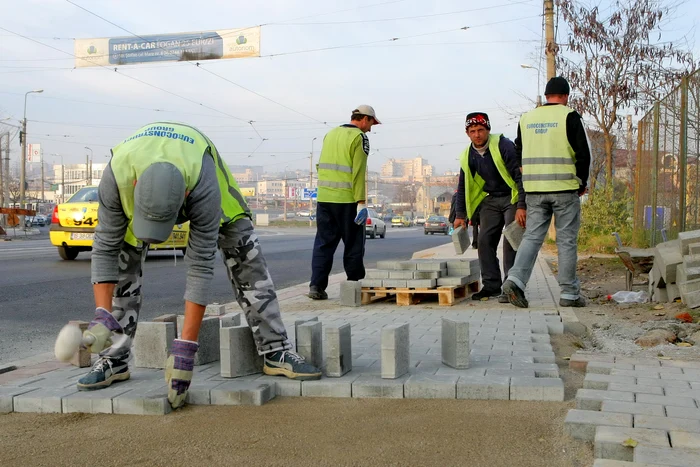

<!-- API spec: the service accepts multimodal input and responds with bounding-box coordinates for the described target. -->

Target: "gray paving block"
[185,380,225,405]
[682,289,700,308]
[669,430,700,449]
[634,414,700,433]
[360,279,384,288]
[210,381,275,406]
[446,259,479,270]
[405,279,437,288]
[587,361,635,374]
[0,386,39,413]
[62,386,133,414]
[610,369,660,378]
[654,240,683,283]
[383,279,407,288]
[441,318,469,369]
[112,387,171,415]
[13,387,79,414]
[510,377,564,401]
[634,445,700,466]
[564,409,633,441]
[365,270,389,279]
[340,281,362,307]
[405,374,457,399]
[601,401,665,417]
[326,324,352,377]
[637,377,691,389]
[413,271,442,279]
[254,375,302,397]
[397,261,420,270]
[576,389,635,411]
[296,321,323,369]
[594,426,669,462]
[678,231,700,255]
[457,375,509,400]
[584,373,636,390]
[416,261,447,272]
[636,393,697,408]
[388,270,415,279]
[376,260,401,270]
[351,374,408,398]
[437,276,471,287]
[133,321,175,369]
[452,226,469,254]
[381,324,410,379]
[302,374,358,397]
[667,282,681,302]
[665,406,700,420]
[511,363,559,378]
[219,312,241,328]
[194,316,221,365]
[663,388,700,398]
[220,325,263,378]
[205,303,226,316]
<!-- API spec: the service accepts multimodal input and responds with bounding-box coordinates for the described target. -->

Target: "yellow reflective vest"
[317,125,368,203]
[459,134,519,219]
[110,122,249,247]
[519,104,579,192]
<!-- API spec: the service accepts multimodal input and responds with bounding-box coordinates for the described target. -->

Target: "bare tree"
[555,0,695,186]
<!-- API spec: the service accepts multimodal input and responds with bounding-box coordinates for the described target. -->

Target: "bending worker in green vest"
[453,112,526,301]
[503,77,591,308]
[308,105,380,300]
[78,122,321,409]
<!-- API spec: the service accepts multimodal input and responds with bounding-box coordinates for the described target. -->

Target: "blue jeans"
[506,192,581,300]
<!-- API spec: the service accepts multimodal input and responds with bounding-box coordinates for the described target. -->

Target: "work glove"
[354,203,368,225]
[165,339,199,409]
[83,307,122,354]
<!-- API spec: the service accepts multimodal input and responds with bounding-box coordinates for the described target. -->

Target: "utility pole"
[20,89,43,226]
[3,133,9,208]
[544,0,557,80]
[40,149,45,205]
[309,137,316,227]
[0,133,5,209]
[283,177,288,222]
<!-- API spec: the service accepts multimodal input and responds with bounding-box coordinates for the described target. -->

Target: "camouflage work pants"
[219,218,292,354]
[111,243,149,339]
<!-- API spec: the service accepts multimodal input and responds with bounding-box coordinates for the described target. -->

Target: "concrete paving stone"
[524,352,557,364]
[594,426,670,462]
[441,318,470,369]
[412,271,442,279]
[570,353,615,372]
[383,279,407,288]
[511,363,559,378]
[210,381,275,406]
[340,281,363,307]
[112,387,172,415]
[405,374,457,399]
[397,261,421,270]
[487,356,535,364]
[132,321,175,369]
[664,388,700,399]
[388,270,414,279]
[194,316,221,365]
[634,445,700,466]
[587,362,635,375]
[437,276,471,287]
[637,377,691,389]
[576,389,636,411]
[608,383,664,396]
[656,370,700,382]
[381,324,410,379]
[533,343,553,351]
[610,369,660,379]
[415,261,447,272]
[220,325,264,378]
[662,360,700,370]
[636,393,697,408]
[669,430,700,449]
[62,386,134,414]
[510,377,564,401]
[635,414,700,433]
[376,260,401,270]
[457,375,510,400]
[359,279,383,288]
[13,387,80,414]
[678,231,700,255]
[436,367,486,377]
[601,401,665,417]
[486,369,537,378]
[564,409,633,441]
[296,321,323,369]
[205,304,226,316]
[634,363,668,371]
[365,270,389,279]
[351,374,408,398]
[406,279,437,288]
[185,381,225,405]
[0,386,39,413]
[592,461,666,467]
[254,375,302,397]
[219,313,241,328]
[665,406,700,420]
[301,373,359,398]
[584,374,636,390]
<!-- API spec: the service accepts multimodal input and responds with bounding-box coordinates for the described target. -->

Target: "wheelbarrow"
[612,232,661,291]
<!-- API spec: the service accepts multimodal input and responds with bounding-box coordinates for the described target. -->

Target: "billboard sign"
[27,143,41,162]
[74,27,261,68]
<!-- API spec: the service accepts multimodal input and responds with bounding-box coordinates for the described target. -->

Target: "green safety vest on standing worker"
[459,133,519,219]
[316,125,368,203]
[518,105,579,192]
[110,122,250,247]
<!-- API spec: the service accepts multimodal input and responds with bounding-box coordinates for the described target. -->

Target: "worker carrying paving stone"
[77,122,321,409]
[308,105,380,300]
[453,112,526,302]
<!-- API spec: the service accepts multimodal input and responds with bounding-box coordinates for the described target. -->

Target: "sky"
[0,0,698,175]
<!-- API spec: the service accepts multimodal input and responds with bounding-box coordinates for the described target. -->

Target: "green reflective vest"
[110,122,250,247]
[459,134,519,219]
[519,104,579,192]
[317,125,367,203]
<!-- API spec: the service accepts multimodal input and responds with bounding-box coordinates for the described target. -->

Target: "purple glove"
[84,307,123,353]
[165,339,199,409]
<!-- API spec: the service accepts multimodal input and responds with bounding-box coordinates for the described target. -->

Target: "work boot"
[308,286,328,300]
[263,350,322,381]
[77,355,130,391]
[560,297,586,307]
[497,294,509,303]
[471,288,501,300]
[502,280,529,308]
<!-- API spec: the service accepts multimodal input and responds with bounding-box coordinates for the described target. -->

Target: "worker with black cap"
[77,122,322,409]
[502,76,591,309]
[454,112,526,301]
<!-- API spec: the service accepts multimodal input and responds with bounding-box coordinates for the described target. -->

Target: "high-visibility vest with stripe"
[317,125,365,203]
[110,122,250,247]
[459,134,519,219]
[519,105,579,192]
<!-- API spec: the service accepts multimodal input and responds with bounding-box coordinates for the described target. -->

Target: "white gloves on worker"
[354,203,368,225]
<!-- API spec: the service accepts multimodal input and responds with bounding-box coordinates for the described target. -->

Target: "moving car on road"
[49,186,190,260]
[391,216,411,228]
[414,216,426,226]
[365,208,386,239]
[424,215,449,235]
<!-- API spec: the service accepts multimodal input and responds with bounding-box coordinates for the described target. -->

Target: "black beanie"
[465,112,491,130]
[544,77,570,96]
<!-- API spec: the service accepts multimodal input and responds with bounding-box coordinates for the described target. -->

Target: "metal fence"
[634,69,700,246]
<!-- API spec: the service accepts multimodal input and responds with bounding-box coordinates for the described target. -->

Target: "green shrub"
[579,184,632,253]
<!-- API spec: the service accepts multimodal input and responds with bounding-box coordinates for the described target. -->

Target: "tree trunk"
[604,133,615,195]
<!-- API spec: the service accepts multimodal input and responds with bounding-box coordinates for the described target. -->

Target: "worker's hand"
[578,185,588,197]
[83,307,121,354]
[515,209,527,228]
[354,203,369,225]
[453,218,466,229]
[165,339,199,409]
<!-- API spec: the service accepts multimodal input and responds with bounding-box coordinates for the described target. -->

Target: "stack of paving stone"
[649,230,700,308]
[360,258,480,289]
[565,352,700,466]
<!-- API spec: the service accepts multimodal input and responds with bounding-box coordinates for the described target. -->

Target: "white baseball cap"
[352,105,381,124]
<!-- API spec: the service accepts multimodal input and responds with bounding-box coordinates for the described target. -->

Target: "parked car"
[49,185,190,260]
[424,215,449,235]
[414,216,426,226]
[391,216,411,228]
[365,209,386,239]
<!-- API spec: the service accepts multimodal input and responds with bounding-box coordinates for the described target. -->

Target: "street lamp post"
[520,64,542,107]
[84,146,93,185]
[309,137,317,227]
[52,153,64,204]
[283,165,289,222]
[20,89,44,226]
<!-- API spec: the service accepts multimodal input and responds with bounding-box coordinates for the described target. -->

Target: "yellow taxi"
[391,215,411,228]
[49,186,190,260]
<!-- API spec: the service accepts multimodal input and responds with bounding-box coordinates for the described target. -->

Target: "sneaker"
[497,294,509,303]
[308,286,328,300]
[77,356,130,391]
[471,288,501,300]
[560,297,586,307]
[263,350,322,381]
[502,280,529,308]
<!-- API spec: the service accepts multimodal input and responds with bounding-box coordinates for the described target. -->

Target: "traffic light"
[19,130,23,145]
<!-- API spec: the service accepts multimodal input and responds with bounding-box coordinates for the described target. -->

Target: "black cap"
[465,112,491,130]
[544,77,570,96]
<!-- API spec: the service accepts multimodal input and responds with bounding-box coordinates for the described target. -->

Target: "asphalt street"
[0,226,451,364]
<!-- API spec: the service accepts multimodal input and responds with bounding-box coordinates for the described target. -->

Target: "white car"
[365,209,386,239]
[296,210,311,217]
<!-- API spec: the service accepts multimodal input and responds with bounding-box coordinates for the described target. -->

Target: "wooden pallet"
[361,281,479,307]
